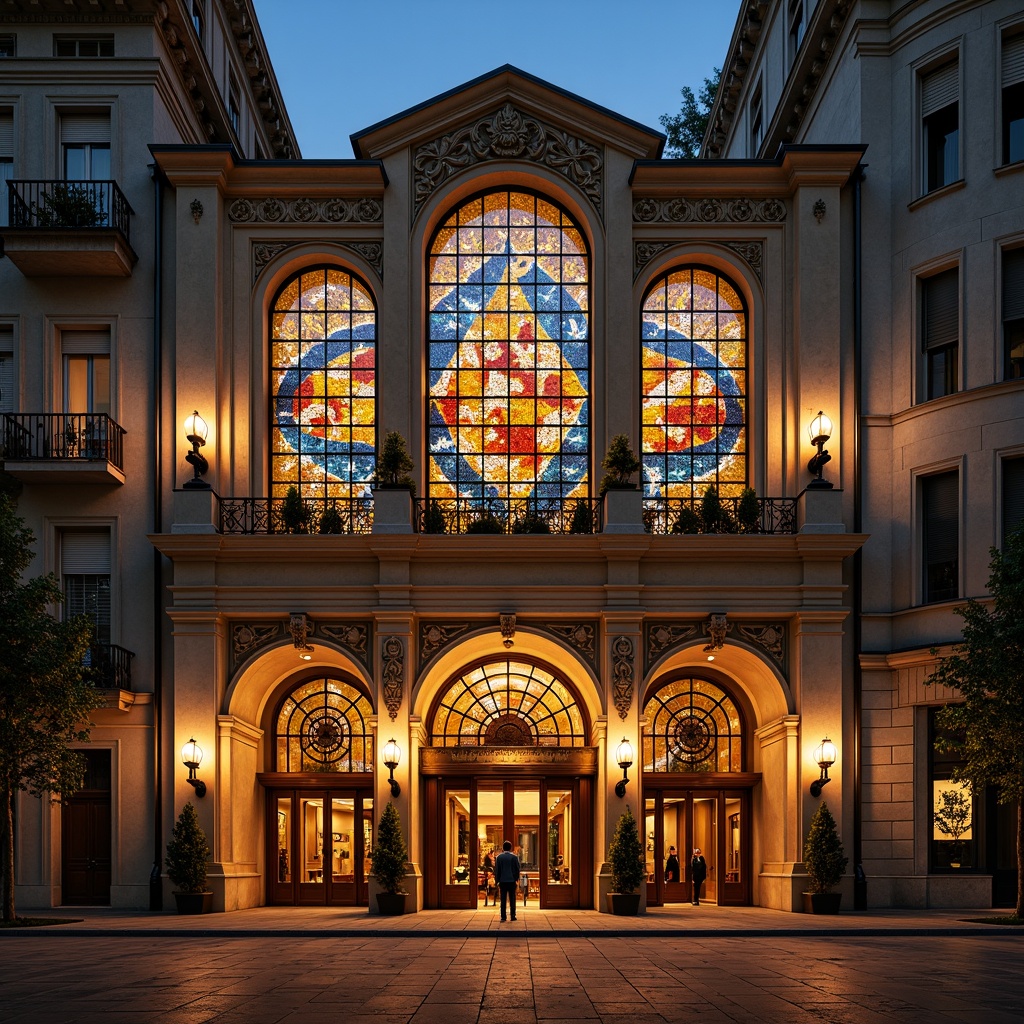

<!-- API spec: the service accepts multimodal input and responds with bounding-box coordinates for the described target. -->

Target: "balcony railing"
[8,179,133,241]
[2,413,126,470]
[219,496,374,535]
[415,497,603,534]
[82,643,134,691]
[643,497,798,535]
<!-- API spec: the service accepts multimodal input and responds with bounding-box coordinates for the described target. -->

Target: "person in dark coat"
[665,845,680,883]
[690,847,707,905]
[494,839,521,921]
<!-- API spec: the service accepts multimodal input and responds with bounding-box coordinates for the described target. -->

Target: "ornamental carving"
[612,635,634,720]
[317,622,371,668]
[737,623,787,668]
[546,623,597,665]
[413,103,603,214]
[644,622,700,671]
[725,241,764,283]
[632,196,786,223]
[419,621,472,664]
[229,196,383,224]
[421,746,599,771]
[381,635,404,721]
[634,242,672,276]
[703,613,732,652]
[231,622,284,669]
[252,240,383,283]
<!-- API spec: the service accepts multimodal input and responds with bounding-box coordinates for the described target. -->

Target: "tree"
[803,800,848,895]
[370,801,409,895]
[927,526,1024,917]
[165,802,210,894]
[660,68,722,158]
[0,496,103,922]
[607,806,645,894]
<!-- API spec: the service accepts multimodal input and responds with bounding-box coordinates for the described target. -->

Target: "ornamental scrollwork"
[737,623,786,668]
[644,623,700,671]
[317,622,371,668]
[381,635,404,721]
[252,240,383,283]
[725,241,764,283]
[634,242,672,276]
[419,622,472,664]
[231,622,284,669]
[546,623,597,665]
[632,196,786,223]
[612,635,634,720]
[413,102,603,214]
[229,196,383,224]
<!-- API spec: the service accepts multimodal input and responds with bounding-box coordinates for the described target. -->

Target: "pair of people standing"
[493,840,521,922]
[664,846,707,905]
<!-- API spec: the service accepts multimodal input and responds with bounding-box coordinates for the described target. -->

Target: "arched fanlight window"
[431,659,587,747]
[270,265,377,499]
[642,676,743,773]
[427,189,590,501]
[275,676,374,772]
[640,266,748,499]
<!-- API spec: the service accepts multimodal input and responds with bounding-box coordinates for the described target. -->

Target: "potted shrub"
[737,486,760,533]
[933,787,972,868]
[165,802,213,915]
[466,510,504,534]
[373,431,415,491]
[568,499,594,534]
[802,800,848,914]
[670,503,703,534]
[279,485,309,533]
[699,484,735,533]
[422,499,448,534]
[599,433,641,494]
[606,806,644,915]
[318,503,343,534]
[370,801,409,915]
[512,509,550,534]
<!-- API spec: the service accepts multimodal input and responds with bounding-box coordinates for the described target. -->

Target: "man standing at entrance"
[691,848,707,905]
[494,840,521,921]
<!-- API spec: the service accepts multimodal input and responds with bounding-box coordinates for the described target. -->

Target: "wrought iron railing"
[1,413,126,470]
[643,497,798,535]
[415,497,602,535]
[8,180,133,240]
[83,643,134,691]
[219,496,374,535]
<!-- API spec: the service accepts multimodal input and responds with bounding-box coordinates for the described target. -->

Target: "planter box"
[802,891,842,915]
[173,891,214,915]
[376,891,409,916]
[605,892,641,916]
[602,487,644,534]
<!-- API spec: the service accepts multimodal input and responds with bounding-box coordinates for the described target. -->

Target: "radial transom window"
[641,267,747,498]
[275,676,374,772]
[431,659,587,747]
[270,266,377,499]
[427,190,590,501]
[643,677,742,772]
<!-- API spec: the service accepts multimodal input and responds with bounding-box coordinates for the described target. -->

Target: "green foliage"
[607,806,645,894]
[670,504,703,534]
[926,527,1024,915]
[737,487,760,533]
[422,500,448,534]
[32,183,104,228]
[370,801,408,895]
[0,496,103,922]
[165,802,210,894]
[933,788,972,843]
[466,511,504,534]
[512,510,550,534]
[660,68,722,158]
[700,484,734,533]
[568,499,594,535]
[803,801,848,895]
[317,504,343,534]
[373,431,415,491]
[600,434,641,494]
[279,485,308,533]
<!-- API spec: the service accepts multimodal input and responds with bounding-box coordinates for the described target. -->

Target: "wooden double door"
[61,750,111,905]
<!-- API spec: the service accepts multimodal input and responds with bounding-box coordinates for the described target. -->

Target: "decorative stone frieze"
[231,622,284,670]
[645,623,700,671]
[252,240,383,283]
[545,623,597,666]
[229,619,373,672]
[419,621,472,665]
[421,746,599,770]
[612,635,634,720]
[317,622,371,668]
[381,635,404,721]
[736,623,787,669]
[634,240,764,282]
[632,196,786,223]
[229,196,383,224]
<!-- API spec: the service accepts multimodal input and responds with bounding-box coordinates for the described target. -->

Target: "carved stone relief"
[545,623,597,666]
[229,619,372,672]
[381,635,404,721]
[419,622,472,666]
[703,613,732,652]
[231,622,284,670]
[644,622,700,672]
[632,196,786,224]
[737,623,787,669]
[229,197,383,224]
[316,622,371,668]
[252,240,383,283]
[612,635,635,720]
[634,240,764,283]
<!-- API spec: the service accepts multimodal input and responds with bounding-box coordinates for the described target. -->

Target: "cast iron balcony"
[416,497,602,534]
[82,643,135,692]
[219,495,374,535]
[2,413,126,484]
[2,180,137,276]
[642,497,798,535]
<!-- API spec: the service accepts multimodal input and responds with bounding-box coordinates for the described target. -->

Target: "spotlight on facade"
[382,737,402,798]
[810,737,837,797]
[614,737,633,798]
[807,411,833,489]
[183,410,211,489]
[181,737,207,797]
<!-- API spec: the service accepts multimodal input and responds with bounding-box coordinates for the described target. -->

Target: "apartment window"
[922,268,959,399]
[0,34,15,57]
[921,60,960,192]
[1004,248,1024,379]
[749,83,763,155]
[1003,457,1024,543]
[61,330,111,415]
[228,74,240,135]
[0,327,13,416]
[922,471,959,603]
[191,2,204,41]
[1003,33,1024,164]
[0,109,11,228]
[54,35,114,58]
[61,112,111,181]
[61,531,111,646]
[788,0,805,61]
[929,709,975,871]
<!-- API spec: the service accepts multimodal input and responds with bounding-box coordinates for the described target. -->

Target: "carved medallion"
[632,196,787,224]
[419,621,472,664]
[484,714,533,746]
[645,623,700,671]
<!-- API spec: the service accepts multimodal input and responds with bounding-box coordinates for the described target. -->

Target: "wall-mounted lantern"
[183,410,210,489]
[614,737,634,798]
[810,737,837,797]
[382,737,402,798]
[181,737,207,797]
[807,411,833,489]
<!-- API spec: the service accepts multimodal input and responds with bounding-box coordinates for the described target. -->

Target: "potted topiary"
[512,509,550,534]
[933,787,972,868]
[370,801,409,915]
[606,806,645,915]
[372,431,415,533]
[599,434,641,494]
[737,486,760,533]
[422,499,448,534]
[279,485,309,534]
[372,431,415,490]
[802,800,848,914]
[466,510,505,534]
[568,499,594,534]
[699,484,735,533]
[165,802,213,915]
[600,435,643,533]
[318,503,343,534]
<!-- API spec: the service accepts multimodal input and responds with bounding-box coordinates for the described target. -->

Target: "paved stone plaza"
[1,907,1021,1022]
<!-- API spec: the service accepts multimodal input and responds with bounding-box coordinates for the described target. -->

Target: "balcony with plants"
[1,412,126,484]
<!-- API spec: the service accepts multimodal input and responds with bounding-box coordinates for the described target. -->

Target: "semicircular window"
[431,659,587,747]
[643,677,743,773]
[427,189,590,502]
[270,266,377,500]
[275,676,374,772]
[641,266,747,499]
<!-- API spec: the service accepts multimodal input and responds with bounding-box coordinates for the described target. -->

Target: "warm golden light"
[615,737,634,770]
[382,738,401,770]
[814,737,837,769]
[180,737,203,769]
[808,411,832,446]
[184,410,208,446]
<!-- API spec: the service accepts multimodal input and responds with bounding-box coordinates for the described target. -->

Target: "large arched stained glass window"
[270,266,376,499]
[641,267,747,499]
[643,677,743,773]
[427,190,590,500]
[431,659,587,747]
[275,676,374,772]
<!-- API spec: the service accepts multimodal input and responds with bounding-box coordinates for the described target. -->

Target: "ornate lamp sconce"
[382,738,402,798]
[181,738,206,797]
[810,737,837,797]
[807,411,834,489]
[183,410,210,489]
[614,737,634,798]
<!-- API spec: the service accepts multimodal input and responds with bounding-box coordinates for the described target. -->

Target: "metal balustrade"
[2,413,126,470]
[642,496,798,535]
[83,643,134,691]
[219,496,374,535]
[415,497,603,535]
[7,179,133,240]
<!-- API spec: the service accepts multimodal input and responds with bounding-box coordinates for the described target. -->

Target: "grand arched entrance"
[421,657,596,909]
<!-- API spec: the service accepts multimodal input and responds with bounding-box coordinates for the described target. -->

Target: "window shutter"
[60,329,110,355]
[923,269,959,350]
[0,329,13,415]
[0,112,12,157]
[1003,33,1024,88]
[61,531,110,574]
[924,472,959,562]
[1004,248,1024,322]
[1004,459,1024,540]
[60,113,110,144]
[922,61,958,116]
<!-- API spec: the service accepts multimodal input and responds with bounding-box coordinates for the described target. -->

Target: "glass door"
[543,783,574,908]
[691,795,717,904]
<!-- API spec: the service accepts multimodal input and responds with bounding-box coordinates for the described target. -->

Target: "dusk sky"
[251,0,740,159]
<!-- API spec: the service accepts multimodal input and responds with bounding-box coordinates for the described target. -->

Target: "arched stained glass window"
[270,266,376,499]
[427,190,590,500]
[643,677,743,773]
[641,266,747,499]
[275,676,374,772]
[431,659,587,747]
